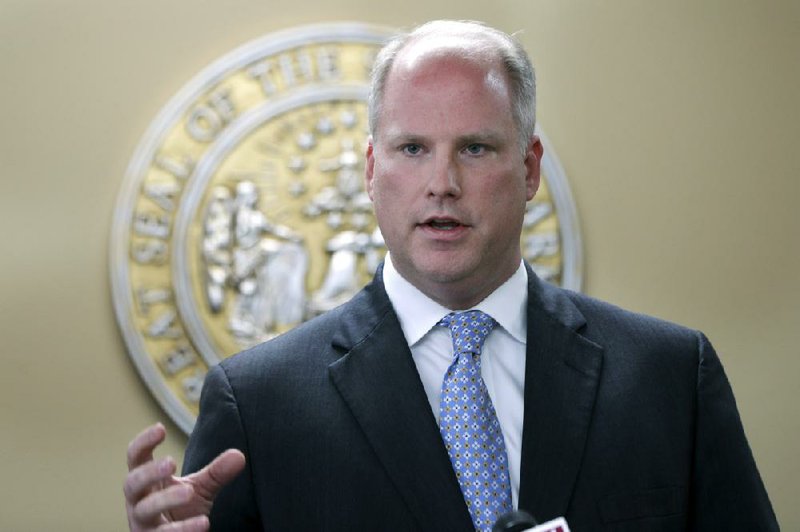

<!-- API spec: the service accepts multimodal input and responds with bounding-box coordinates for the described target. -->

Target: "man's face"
[366,49,542,309]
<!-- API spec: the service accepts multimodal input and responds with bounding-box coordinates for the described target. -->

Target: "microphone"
[492,510,538,532]
[493,511,571,532]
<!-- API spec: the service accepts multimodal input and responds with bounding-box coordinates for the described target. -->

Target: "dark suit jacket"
[183,264,777,531]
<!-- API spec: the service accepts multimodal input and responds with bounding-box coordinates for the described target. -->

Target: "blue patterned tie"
[438,310,513,531]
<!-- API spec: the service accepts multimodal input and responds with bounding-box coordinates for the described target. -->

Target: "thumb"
[191,449,246,500]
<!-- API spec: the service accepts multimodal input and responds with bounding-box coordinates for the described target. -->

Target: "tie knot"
[438,310,496,355]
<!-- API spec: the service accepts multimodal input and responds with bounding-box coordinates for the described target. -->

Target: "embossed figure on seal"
[202,181,309,344]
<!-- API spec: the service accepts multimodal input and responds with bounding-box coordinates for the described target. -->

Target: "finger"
[127,423,167,469]
[156,515,209,532]
[133,483,193,524]
[191,449,246,500]
[124,456,176,502]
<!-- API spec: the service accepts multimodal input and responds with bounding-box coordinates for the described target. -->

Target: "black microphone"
[492,510,539,532]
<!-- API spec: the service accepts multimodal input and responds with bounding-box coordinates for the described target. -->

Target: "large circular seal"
[110,23,583,434]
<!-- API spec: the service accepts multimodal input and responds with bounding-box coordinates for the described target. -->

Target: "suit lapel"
[327,274,474,531]
[517,266,604,521]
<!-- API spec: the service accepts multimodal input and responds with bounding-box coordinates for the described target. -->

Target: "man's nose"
[426,152,462,198]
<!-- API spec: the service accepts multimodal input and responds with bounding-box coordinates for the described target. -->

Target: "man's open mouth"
[427,219,462,230]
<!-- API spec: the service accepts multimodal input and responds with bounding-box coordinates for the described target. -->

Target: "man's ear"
[365,136,376,200]
[524,135,544,201]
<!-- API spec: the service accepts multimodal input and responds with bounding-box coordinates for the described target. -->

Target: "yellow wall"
[1,0,797,529]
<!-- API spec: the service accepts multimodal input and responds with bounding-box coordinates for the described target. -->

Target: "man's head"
[366,20,543,310]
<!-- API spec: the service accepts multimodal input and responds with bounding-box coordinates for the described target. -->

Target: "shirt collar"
[383,253,528,346]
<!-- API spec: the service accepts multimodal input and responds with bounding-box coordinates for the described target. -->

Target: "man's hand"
[124,423,246,532]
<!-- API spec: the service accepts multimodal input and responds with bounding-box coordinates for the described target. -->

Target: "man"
[124,20,778,531]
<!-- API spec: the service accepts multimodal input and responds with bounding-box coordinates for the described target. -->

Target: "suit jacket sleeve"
[182,363,262,531]
[691,332,778,530]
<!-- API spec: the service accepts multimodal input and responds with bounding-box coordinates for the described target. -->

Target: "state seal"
[110,23,583,434]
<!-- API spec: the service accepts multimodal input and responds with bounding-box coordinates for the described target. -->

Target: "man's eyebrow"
[456,132,506,145]
[379,131,507,145]
[380,132,427,144]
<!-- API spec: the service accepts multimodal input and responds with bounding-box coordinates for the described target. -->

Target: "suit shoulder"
[540,285,707,384]
[217,302,346,376]
[216,280,390,380]
[576,289,690,330]
[549,284,701,353]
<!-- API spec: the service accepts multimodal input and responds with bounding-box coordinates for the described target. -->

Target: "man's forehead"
[392,33,499,76]
[381,45,513,121]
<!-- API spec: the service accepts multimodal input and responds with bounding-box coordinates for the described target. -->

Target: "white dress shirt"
[382,253,528,507]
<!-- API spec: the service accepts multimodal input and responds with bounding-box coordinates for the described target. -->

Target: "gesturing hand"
[124,423,246,532]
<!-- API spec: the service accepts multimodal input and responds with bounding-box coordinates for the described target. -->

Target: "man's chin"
[404,258,481,293]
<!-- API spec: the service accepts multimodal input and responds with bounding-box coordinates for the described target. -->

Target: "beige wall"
[1,0,797,529]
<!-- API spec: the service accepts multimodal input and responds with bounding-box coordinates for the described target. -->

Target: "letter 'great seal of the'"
[110,23,583,434]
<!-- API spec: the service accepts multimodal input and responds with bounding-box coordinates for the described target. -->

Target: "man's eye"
[464,143,487,155]
[402,144,422,155]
